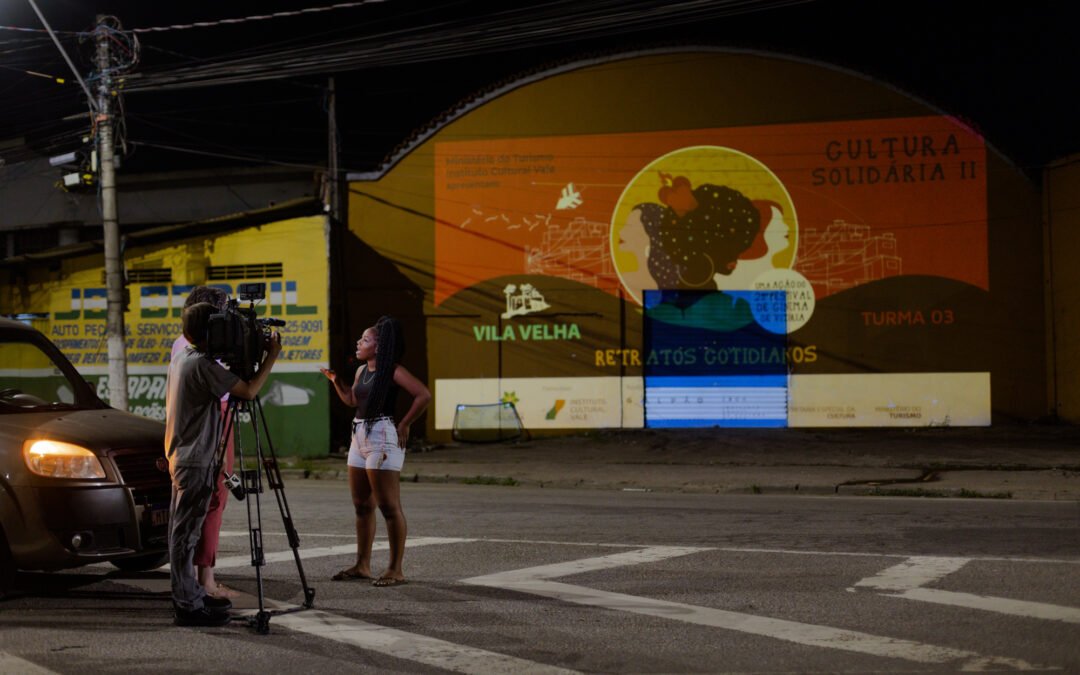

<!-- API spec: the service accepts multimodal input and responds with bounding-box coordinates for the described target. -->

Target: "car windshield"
[0,335,101,412]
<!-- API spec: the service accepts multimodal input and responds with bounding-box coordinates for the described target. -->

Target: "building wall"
[0,215,332,457]
[1046,156,1080,421]
[0,160,314,231]
[348,50,1046,437]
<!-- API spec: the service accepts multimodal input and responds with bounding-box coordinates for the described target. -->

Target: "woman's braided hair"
[362,315,404,429]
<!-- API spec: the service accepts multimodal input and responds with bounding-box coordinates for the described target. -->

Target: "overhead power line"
[129,0,386,33]
[25,0,99,110]
[0,1,385,34]
[124,0,811,92]
[0,24,66,34]
[130,140,333,172]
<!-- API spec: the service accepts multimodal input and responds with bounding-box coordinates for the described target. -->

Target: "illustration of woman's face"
[618,207,650,259]
[763,205,791,255]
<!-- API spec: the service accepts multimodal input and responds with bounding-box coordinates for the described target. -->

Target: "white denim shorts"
[347,417,404,472]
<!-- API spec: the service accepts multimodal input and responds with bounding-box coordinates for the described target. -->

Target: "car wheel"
[110,552,168,572]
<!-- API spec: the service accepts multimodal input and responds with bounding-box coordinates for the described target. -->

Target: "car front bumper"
[3,483,169,571]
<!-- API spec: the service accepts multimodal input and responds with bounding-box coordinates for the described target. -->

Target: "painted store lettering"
[97,375,167,402]
[137,322,181,336]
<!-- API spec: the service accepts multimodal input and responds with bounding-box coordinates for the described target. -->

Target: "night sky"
[1,1,1074,179]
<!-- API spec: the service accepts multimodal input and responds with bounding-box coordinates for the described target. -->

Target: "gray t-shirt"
[164,345,240,471]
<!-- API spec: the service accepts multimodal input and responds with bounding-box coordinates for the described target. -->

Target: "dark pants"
[168,464,215,611]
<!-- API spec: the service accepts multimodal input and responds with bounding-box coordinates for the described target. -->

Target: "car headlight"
[23,440,107,479]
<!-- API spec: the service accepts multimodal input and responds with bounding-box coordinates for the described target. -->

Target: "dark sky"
[1,1,1074,179]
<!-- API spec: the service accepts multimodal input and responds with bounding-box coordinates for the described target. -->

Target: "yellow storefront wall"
[1,216,333,457]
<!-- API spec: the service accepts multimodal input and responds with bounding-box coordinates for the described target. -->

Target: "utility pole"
[95,15,128,410]
[326,76,339,223]
[325,76,346,433]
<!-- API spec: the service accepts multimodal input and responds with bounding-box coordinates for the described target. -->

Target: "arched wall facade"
[347,50,1045,436]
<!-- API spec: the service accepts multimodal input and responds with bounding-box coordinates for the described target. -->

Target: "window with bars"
[206,263,283,280]
[104,269,173,284]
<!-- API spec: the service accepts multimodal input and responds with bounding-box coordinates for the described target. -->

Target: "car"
[0,317,171,593]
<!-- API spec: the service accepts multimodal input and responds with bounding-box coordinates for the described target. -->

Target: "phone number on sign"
[279,319,324,333]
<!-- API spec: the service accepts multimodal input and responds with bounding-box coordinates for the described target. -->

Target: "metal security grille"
[103,268,173,283]
[207,263,283,280]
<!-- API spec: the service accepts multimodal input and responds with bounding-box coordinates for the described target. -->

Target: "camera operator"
[165,301,281,627]
[171,286,238,601]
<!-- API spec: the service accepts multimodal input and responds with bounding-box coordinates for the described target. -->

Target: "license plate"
[148,508,169,527]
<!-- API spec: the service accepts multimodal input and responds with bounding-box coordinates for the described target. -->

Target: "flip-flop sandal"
[372,577,408,587]
[208,584,241,599]
[332,568,373,581]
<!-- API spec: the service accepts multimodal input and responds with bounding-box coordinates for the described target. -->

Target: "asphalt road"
[1,483,1078,673]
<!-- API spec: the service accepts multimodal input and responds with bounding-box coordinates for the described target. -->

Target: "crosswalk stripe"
[106,577,579,674]
[464,547,1048,671]
[78,537,1076,670]
[854,556,970,591]
[855,556,1080,624]
[273,610,580,674]
[207,536,473,570]
[895,588,1080,624]
[0,652,59,675]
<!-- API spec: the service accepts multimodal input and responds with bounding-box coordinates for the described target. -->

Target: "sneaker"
[174,606,232,627]
[203,595,233,611]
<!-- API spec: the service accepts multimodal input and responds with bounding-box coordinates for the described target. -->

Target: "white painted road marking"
[107,577,579,675]
[470,545,711,581]
[274,610,580,674]
[894,588,1080,624]
[204,536,473,570]
[0,652,59,675]
[78,537,1078,670]
[855,556,1080,624]
[854,556,970,591]
[464,547,1048,670]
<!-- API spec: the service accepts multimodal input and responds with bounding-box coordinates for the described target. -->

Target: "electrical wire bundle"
[124,0,809,92]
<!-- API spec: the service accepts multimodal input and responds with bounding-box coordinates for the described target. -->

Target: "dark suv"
[0,318,171,591]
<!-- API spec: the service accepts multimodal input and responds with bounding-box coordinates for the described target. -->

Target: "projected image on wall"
[431,115,992,428]
[643,289,788,427]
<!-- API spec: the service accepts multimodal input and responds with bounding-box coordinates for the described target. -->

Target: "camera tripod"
[213,394,316,634]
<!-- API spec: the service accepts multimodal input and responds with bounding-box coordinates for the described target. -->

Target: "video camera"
[206,282,285,380]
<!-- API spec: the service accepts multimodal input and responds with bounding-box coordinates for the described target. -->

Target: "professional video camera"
[206,282,286,380]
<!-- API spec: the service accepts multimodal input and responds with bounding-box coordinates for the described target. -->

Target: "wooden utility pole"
[96,15,128,410]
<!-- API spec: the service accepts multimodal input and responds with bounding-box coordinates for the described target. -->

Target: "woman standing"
[321,316,431,586]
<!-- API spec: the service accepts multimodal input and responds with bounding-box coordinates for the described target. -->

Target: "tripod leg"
[234,399,269,630]
[253,397,316,608]
[253,611,271,635]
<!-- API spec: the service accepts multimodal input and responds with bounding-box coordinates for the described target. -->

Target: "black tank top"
[353,365,399,420]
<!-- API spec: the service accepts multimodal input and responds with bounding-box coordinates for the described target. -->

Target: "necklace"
[361,366,376,385]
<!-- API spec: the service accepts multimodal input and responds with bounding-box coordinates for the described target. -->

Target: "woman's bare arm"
[320,366,359,408]
[393,364,432,448]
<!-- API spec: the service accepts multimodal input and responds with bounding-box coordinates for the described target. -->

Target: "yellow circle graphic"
[610,146,797,305]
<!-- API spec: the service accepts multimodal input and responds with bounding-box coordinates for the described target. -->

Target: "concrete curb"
[269,427,1080,500]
